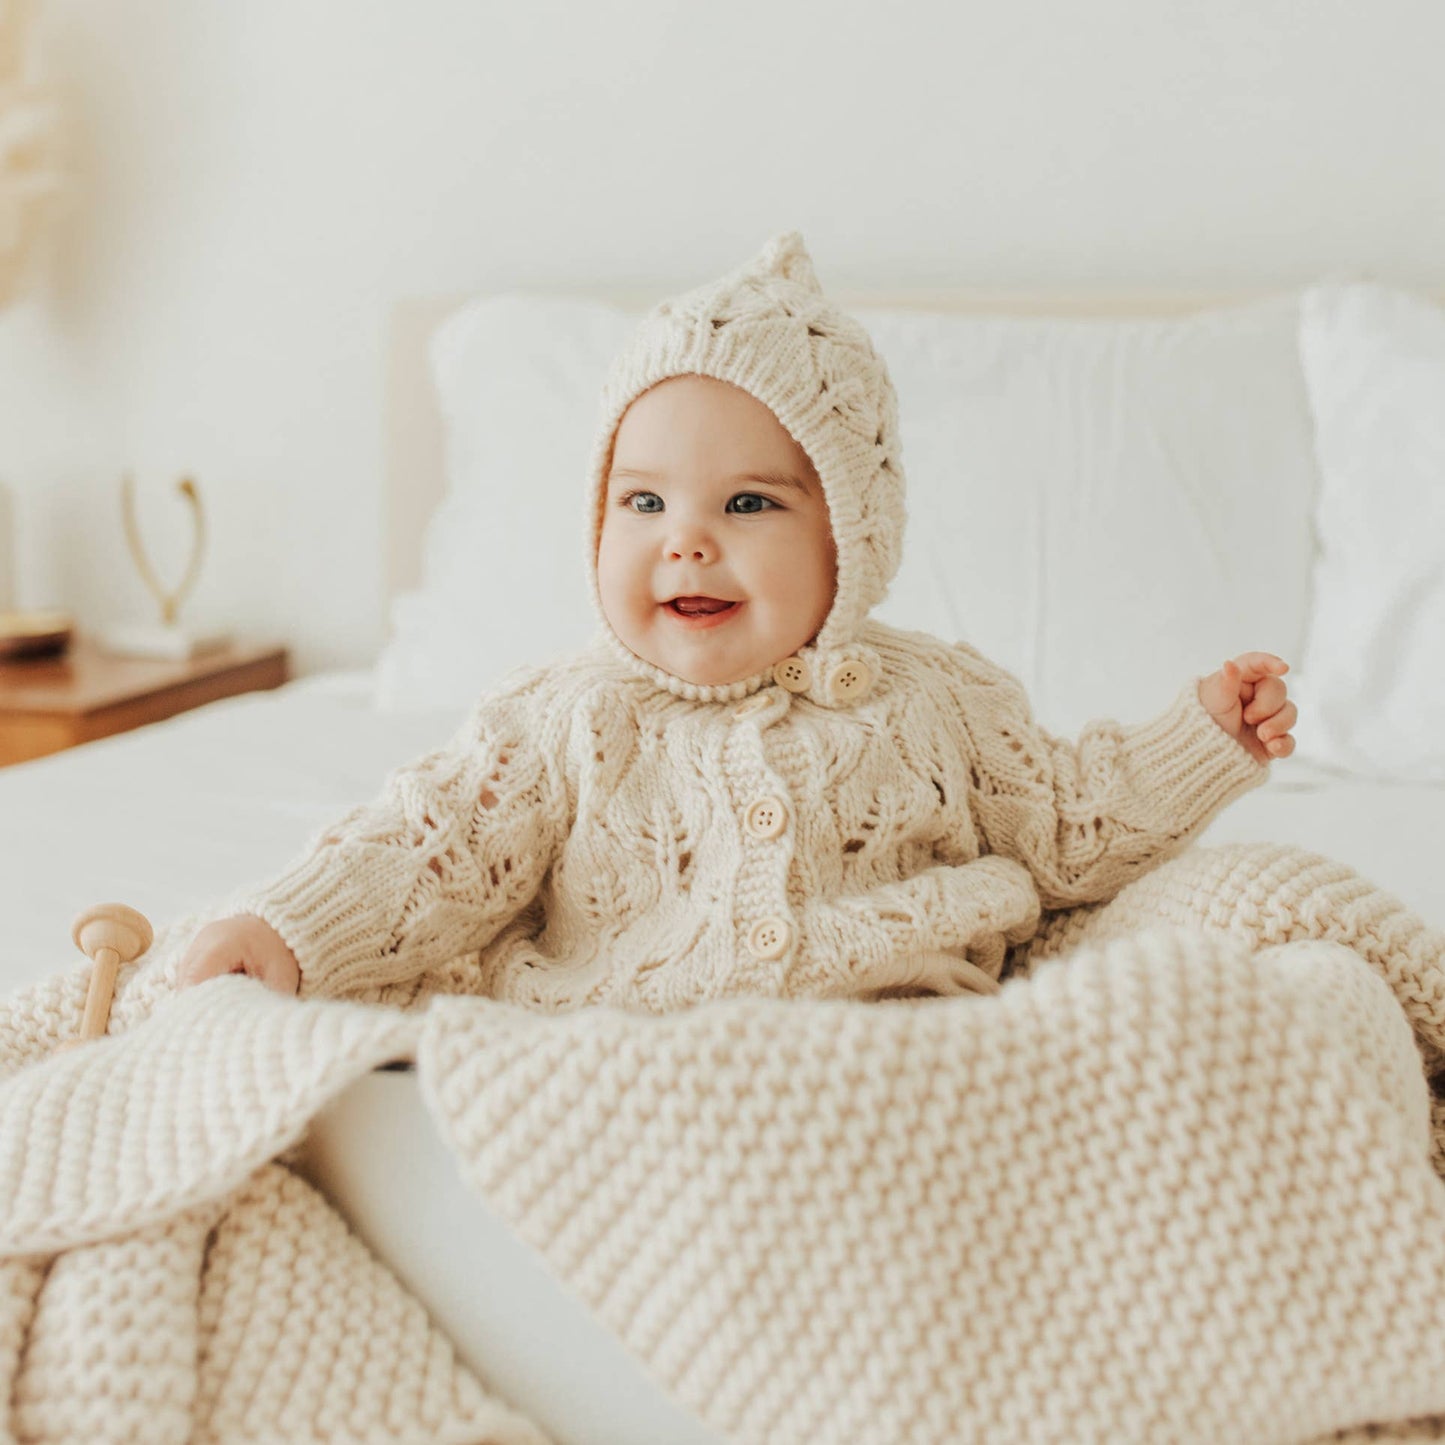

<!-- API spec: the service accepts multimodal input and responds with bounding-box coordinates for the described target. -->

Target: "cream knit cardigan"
[2,840,1445,1444]
[223,622,1275,1009]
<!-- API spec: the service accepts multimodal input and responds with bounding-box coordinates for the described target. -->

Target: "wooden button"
[745,796,789,839]
[826,658,873,703]
[772,656,812,693]
[747,916,793,960]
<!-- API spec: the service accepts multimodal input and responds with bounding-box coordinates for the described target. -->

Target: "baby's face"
[597,375,837,687]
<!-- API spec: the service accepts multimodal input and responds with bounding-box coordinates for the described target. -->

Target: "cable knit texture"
[3,843,1445,1443]
[222,624,1273,1010]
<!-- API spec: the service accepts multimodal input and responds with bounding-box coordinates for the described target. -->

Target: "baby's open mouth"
[664,596,742,619]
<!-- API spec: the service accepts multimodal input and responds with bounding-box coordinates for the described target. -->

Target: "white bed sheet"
[2,668,1441,994]
[3,672,1441,1445]
[0,669,452,993]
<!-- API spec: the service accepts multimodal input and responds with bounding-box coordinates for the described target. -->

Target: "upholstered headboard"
[382,287,1264,610]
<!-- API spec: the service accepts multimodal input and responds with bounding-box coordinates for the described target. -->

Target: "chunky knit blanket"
[3,840,1445,1445]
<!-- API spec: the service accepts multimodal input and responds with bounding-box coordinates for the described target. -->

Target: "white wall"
[1,0,1442,675]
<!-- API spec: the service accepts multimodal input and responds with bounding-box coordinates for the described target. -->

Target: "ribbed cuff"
[230,846,403,1000]
[1118,677,1270,835]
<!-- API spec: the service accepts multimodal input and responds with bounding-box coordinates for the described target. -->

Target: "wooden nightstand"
[0,637,290,768]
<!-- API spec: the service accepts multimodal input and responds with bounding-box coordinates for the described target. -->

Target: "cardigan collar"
[587,621,883,711]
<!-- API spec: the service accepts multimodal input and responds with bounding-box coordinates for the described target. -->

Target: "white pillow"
[1289,282,1445,781]
[377,292,1322,743]
[857,298,1318,736]
[376,295,635,712]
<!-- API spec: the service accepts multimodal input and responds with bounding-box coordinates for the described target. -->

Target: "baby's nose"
[666,531,717,561]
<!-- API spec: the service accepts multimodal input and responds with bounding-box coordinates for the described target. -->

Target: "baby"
[178,231,1297,1007]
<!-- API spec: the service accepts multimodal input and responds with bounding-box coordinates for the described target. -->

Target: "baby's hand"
[177,915,301,995]
[1198,653,1296,765]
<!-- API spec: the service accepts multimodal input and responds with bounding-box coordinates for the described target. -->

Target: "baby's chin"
[649,647,774,688]
[635,630,784,688]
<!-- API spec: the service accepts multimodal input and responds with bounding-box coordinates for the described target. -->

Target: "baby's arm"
[191,673,568,1001]
[945,641,1269,912]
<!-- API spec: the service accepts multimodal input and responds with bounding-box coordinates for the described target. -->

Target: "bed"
[3,280,1443,1445]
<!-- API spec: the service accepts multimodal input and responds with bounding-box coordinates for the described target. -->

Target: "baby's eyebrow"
[609,467,812,496]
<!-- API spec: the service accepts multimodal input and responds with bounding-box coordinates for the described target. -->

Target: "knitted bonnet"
[582,229,907,709]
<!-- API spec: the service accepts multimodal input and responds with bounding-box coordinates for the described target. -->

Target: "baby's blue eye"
[618,490,779,515]
[729,493,777,514]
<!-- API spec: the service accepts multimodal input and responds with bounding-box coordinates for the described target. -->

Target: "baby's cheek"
[594,533,629,609]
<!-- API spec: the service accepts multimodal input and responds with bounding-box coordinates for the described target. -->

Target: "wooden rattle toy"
[57,903,154,1052]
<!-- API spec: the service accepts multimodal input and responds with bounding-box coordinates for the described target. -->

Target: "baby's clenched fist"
[177,914,300,995]
[1198,652,1297,766]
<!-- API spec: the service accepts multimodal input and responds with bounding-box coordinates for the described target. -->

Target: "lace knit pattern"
[3,841,1445,1443]
[215,622,1272,1014]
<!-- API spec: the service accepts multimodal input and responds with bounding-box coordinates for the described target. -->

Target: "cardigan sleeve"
[227,667,569,999]
[943,641,1270,912]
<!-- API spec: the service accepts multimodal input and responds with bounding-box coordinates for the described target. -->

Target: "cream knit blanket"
[3,840,1445,1445]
